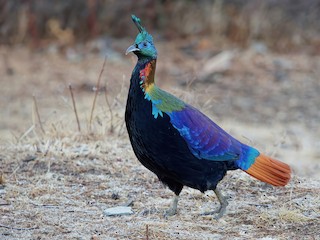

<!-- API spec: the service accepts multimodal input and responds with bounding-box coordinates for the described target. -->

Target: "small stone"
[91,234,100,240]
[22,155,37,162]
[103,206,133,216]
[111,193,120,200]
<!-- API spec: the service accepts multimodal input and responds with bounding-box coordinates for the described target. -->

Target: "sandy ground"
[0,43,319,239]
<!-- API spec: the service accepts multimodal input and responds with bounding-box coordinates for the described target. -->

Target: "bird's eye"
[143,42,148,47]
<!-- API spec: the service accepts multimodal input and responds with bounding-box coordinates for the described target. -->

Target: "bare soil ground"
[0,43,319,239]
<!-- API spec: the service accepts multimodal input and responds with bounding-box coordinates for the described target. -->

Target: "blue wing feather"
[167,105,259,170]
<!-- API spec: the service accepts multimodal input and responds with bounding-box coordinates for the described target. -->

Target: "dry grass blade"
[104,82,114,133]
[18,124,35,142]
[33,95,45,134]
[69,84,81,132]
[89,56,107,131]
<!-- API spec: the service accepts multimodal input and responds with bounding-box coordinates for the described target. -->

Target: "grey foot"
[200,188,229,219]
[200,201,228,219]
[164,206,177,217]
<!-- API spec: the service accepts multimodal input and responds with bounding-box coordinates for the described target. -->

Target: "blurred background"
[0,0,319,174]
[1,0,320,51]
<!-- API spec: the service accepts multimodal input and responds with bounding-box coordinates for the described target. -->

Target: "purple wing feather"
[167,105,259,169]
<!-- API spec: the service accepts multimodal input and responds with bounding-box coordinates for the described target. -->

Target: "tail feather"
[244,153,291,186]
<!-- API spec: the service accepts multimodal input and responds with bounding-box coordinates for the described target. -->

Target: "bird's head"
[126,15,157,59]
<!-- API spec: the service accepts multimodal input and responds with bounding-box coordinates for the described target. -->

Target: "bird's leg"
[200,188,228,219]
[213,188,229,219]
[164,194,179,217]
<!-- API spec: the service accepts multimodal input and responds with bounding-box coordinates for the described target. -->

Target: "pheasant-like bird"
[125,15,291,218]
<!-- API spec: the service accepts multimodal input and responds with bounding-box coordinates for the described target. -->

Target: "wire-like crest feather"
[132,15,145,33]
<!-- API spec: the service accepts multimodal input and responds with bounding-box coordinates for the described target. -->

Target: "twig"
[146,224,149,240]
[43,139,52,157]
[104,82,114,133]
[0,173,4,185]
[89,56,107,130]
[0,203,10,206]
[69,84,81,132]
[0,223,38,231]
[116,74,127,136]
[247,203,271,207]
[30,202,59,208]
[33,95,45,134]
[118,120,125,137]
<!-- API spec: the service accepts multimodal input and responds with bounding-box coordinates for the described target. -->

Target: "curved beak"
[126,44,140,55]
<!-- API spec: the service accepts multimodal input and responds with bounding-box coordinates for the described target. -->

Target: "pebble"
[103,206,133,216]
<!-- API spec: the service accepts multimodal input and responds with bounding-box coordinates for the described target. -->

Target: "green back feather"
[147,85,185,113]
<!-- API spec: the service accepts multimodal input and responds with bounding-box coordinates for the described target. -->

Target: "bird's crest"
[132,15,144,33]
[131,15,153,44]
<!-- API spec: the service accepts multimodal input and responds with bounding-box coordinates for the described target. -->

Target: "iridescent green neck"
[136,59,185,118]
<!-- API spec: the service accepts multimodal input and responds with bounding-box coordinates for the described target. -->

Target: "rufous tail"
[244,153,291,186]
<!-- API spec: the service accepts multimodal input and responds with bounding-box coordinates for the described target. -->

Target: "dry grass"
[0,44,319,239]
